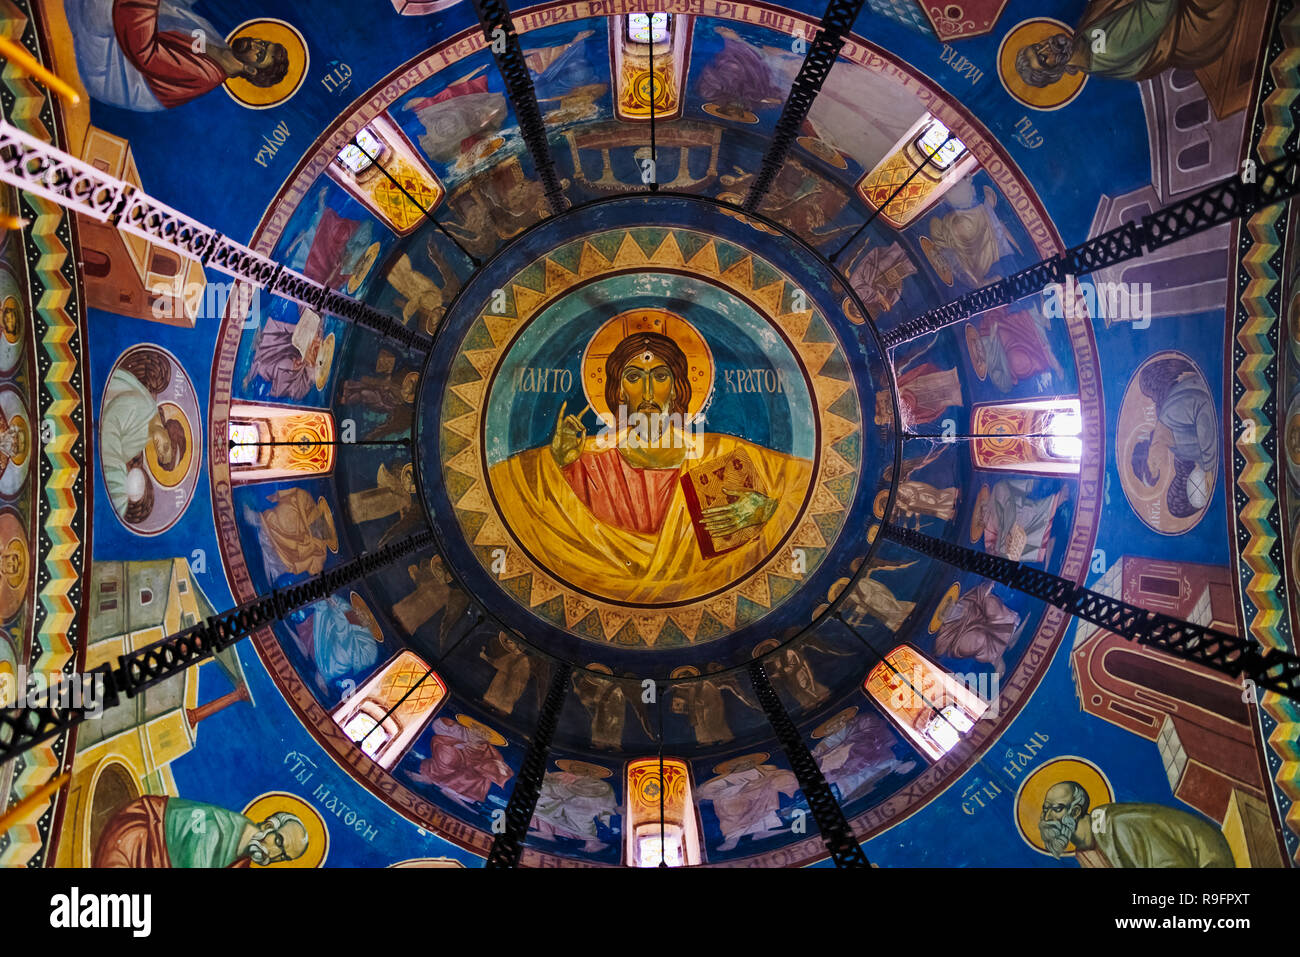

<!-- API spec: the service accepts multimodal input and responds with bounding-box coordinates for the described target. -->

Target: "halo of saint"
[485,308,816,606]
[222,19,309,109]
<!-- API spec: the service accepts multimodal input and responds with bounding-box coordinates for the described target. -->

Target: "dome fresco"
[0,0,1295,876]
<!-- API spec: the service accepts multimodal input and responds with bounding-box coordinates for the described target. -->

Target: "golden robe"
[488,434,812,604]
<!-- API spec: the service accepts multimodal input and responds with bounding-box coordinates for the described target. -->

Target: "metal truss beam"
[743,0,866,212]
[0,531,435,766]
[0,119,430,353]
[486,661,571,867]
[748,660,871,867]
[881,150,1300,348]
[881,524,1300,702]
[471,0,566,216]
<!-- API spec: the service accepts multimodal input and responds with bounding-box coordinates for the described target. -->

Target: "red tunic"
[113,0,228,109]
[560,447,678,535]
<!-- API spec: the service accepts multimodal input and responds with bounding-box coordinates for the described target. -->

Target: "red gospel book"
[679,448,767,558]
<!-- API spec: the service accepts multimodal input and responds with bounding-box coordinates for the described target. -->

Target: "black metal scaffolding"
[749,661,871,867]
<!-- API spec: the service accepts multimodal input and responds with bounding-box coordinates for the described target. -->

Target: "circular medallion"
[997,18,1089,112]
[1117,351,1217,535]
[0,264,25,376]
[99,345,202,536]
[429,209,875,655]
[223,19,309,110]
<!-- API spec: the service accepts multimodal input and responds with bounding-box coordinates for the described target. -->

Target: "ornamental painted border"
[1235,0,1300,864]
[0,0,90,870]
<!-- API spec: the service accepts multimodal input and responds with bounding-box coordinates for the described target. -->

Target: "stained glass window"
[627,12,671,44]
[228,422,260,465]
[915,117,967,170]
[864,645,988,761]
[335,126,384,175]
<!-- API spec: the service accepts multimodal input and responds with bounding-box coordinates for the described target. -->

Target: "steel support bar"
[748,661,871,867]
[881,523,1300,701]
[471,0,565,215]
[486,662,571,867]
[0,531,435,765]
[743,0,865,212]
[881,150,1300,348]
[0,119,430,352]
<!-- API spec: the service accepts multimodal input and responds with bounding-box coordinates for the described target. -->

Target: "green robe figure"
[1014,0,1238,88]
[1040,781,1235,868]
[93,795,308,868]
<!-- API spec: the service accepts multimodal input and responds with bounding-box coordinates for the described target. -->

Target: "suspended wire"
[648,19,658,193]
[348,135,481,267]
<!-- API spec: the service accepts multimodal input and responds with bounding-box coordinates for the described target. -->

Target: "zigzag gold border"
[0,0,88,868]
[1236,0,1300,864]
[440,228,862,646]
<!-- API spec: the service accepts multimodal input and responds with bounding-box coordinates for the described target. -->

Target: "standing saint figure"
[243,310,334,401]
[243,487,338,581]
[100,348,187,525]
[479,633,534,715]
[695,754,799,851]
[977,479,1067,564]
[407,716,512,808]
[530,761,619,852]
[669,664,757,746]
[812,709,918,804]
[933,581,1023,674]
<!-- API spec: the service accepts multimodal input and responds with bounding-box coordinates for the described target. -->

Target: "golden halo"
[997,19,1088,112]
[555,758,612,778]
[702,102,758,124]
[1288,411,1300,470]
[965,323,988,380]
[713,752,769,776]
[798,135,847,169]
[314,333,336,391]
[7,414,26,466]
[970,486,990,542]
[455,713,507,746]
[347,242,382,295]
[0,295,19,344]
[670,665,700,679]
[144,403,193,488]
[223,19,309,109]
[241,791,329,868]
[812,707,857,739]
[873,488,890,520]
[841,296,865,326]
[316,496,339,553]
[920,235,954,286]
[2,536,26,591]
[1014,757,1114,856]
[581,308,714,428]
[348,592,384,643]
[389,856,466,868]
[930,582,961,633]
